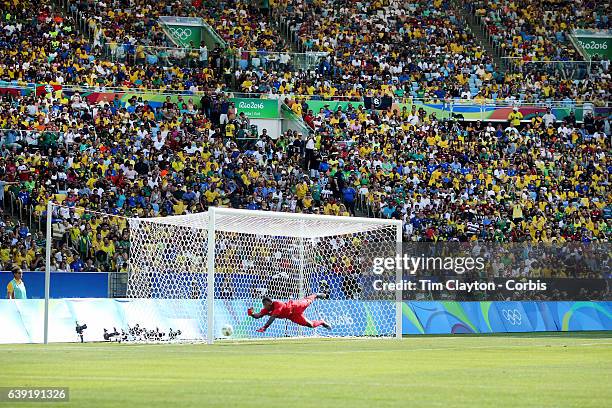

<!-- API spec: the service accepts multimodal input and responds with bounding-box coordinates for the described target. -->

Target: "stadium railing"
[200,19,228,50]
[101,44,202,67]
[58,0,101,44]
[271,4,304,53]
[281,102,312,135]
[6,192,23,229]
[230,50,329,72]
[502,58,609,80]
[460,1,509,69]
[88,38,328,72]
[6,191,37,239]
[0,129,66,149]
[2,80,608,110]
[229,92,610,110]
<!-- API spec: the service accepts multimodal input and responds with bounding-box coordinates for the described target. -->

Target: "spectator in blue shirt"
[382,203,395,219]
[342,186,357,215]
[17,222,29,239]
[183,188,197,203]
[17,188,30,206]
[246,196,260,210]
[70,255,84,272]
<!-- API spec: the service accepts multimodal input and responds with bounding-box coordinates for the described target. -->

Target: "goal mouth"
[118,297,400,342]
[45,204,402,344]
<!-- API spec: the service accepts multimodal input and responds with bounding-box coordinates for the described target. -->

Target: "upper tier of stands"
[0,0,610,276]
[0,0,608,105]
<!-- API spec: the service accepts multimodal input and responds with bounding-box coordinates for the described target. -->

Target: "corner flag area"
[1,333,610,407]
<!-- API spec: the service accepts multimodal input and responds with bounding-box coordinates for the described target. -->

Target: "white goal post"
[44,205,403,344]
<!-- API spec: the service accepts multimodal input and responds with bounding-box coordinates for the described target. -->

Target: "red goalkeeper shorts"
[287,294,317,326]
[289,313,311,327]
[292,294,317,314]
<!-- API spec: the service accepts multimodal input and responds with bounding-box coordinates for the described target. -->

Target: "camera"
[75,321,87,343]
[168,328,182,341]
[103,327,120,341]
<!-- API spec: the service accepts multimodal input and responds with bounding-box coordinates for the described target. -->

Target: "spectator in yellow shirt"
[507,108,523,128]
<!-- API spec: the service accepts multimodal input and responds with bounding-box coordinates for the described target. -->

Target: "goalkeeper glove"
[256,326,266,333]
[247,307,254,317]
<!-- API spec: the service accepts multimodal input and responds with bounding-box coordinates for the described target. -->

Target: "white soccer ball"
[221,324,234,337]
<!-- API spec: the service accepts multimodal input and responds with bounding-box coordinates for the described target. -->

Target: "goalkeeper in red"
[248,293,332,332]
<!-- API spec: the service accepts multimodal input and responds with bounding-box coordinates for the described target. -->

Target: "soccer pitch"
[1,333,610,408]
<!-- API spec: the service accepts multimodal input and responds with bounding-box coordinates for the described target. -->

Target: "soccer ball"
[221,324,233,337]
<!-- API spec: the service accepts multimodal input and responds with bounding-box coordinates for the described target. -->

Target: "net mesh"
[126,209,401,341]
[126,218,209,340]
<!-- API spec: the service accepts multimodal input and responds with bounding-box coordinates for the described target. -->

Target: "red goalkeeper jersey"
[259,300,293,319]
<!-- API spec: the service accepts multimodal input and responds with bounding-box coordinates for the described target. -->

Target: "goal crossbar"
[136,208,402,239]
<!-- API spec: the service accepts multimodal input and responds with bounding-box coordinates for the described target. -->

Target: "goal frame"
[42,204,403,344]
[202,207,403,344]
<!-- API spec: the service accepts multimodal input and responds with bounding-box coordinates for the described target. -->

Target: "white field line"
[0,373,606,391]
[0,341,610,354]
[0,375,421,387]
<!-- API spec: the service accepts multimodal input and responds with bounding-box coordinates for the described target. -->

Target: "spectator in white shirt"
[542,108,556,128]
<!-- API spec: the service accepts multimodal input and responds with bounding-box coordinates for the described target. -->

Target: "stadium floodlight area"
[44,205,402,344]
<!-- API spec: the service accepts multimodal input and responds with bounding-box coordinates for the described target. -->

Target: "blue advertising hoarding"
[0,299,610,343]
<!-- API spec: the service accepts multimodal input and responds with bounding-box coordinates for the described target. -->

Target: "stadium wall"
[2,82,609,124]
[0,272,109,299]
[0,299,610,343]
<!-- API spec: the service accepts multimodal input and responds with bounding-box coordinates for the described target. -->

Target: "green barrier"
[159,17,204,48]
[571,29,611,60]
[230,98,279,119]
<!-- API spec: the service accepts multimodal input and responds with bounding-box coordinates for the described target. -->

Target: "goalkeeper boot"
[321,320,332,330]
[316,292,330,300]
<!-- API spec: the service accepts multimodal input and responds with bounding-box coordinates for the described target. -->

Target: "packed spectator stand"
[0,0,609,295]
[1,0,609,103]
[471,0,609,61]
[468,0,610,103]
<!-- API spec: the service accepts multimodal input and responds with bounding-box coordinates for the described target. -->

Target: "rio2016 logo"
[238,101,264,110]
[577,40,608,50]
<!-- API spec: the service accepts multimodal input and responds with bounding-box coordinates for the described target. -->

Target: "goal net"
[126,208,402,342]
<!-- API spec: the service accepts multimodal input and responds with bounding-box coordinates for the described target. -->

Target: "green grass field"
[1,332,610,408]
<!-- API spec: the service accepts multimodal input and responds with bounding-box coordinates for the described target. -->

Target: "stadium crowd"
[275,0,607,101]
[1,87,610,274]
[2,0,609,105]
[472,0,610,61]
[273,0,503,100]
[71,0,288,62]
[0,0,609,285]
[469,0,610,104]
[0,0,233,92]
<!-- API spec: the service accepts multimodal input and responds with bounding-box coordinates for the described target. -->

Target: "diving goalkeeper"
[248,294,332,332]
